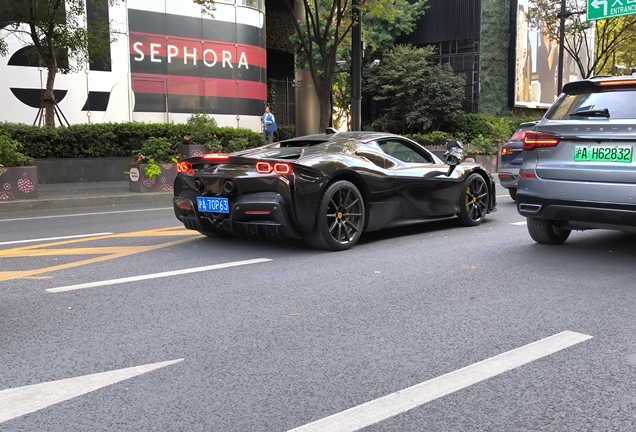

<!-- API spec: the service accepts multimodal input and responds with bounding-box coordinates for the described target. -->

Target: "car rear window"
[545,88,636,120]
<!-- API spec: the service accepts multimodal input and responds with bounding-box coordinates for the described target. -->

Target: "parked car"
[173,131,497,250]
[517,75,636,244]
[498,121,538,201]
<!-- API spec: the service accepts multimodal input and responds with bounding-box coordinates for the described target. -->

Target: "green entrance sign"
[587,0,636,21]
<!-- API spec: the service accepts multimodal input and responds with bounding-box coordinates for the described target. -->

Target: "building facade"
[0,0,267,131]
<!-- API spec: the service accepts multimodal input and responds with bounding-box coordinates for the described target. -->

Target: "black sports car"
[173,131,497,250]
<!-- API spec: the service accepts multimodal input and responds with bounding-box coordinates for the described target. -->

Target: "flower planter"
[0,166,38,200]
[472,155,498,173]
[128,163,176,193]
[178,144,209,158]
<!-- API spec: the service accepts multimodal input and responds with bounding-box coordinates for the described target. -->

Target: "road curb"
[0,193,174,213]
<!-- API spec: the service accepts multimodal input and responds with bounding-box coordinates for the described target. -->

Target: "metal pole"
[351,0,362,131]
[557,0,566,96]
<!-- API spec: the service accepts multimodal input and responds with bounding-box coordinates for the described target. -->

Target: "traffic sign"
[587,0,636,21]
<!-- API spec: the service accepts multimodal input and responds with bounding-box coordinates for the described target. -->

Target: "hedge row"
[0,122,267,159]
[0,113,541,160]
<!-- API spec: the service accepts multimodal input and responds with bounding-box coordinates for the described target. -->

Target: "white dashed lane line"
[288,331,592,432]
[46,258,273,293]
[0,233,113,246]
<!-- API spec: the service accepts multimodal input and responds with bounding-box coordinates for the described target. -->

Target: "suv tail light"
[501,147,511,155]
[523,131,560,151]
[177,161,194,176]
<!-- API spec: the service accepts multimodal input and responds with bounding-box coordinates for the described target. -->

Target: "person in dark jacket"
[261,106,276,144]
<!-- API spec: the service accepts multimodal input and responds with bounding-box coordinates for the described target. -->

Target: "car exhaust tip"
[519,203,541,213]
[194,179,205,193]
[223,180,237,194]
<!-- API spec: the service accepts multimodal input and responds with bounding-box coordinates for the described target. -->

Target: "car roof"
[280,131,403,145]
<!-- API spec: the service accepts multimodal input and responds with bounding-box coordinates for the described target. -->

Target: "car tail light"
[501,147,511,155]
[523,131,560,151]
[177,161,194,176]
[520,173,537,179]
[256,162,273,174]
[498,173,512,180]
[203,153,229,160]
[255,162,293,175]
[510,130,525,141]
[273,163,292,175]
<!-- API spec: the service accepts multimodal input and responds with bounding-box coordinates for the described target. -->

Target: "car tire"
[509,188,517,201]
[303,180,366,251]
[527,217,571,245]
[456,173,489,226]
[198,226,233,238]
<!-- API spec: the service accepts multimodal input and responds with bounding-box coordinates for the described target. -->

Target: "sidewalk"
[0,181,173,213]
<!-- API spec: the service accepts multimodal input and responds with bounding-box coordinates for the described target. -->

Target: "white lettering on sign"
[131,42,251,69]
[133,42,144,62]
[611,4,636,13]
[222,50,233,68]
[150,43,161,63]
[184,47,197,65]
[167,45,178,63]
[203,49,218,67]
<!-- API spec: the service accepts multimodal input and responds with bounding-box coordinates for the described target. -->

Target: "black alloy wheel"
[457,173,489,226]
[303,180,366,251]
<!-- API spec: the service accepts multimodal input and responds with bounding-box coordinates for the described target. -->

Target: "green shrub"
[184,113,218,145]
[405,131,452,148]
[466,134,498,156]
[0,133,33,167]
[0,122,265,159]
[274,126,296,142]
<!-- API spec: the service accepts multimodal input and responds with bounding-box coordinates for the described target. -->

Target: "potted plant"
[129,137,178,193]
[465,134,498,173]
[179,112,220,158]
[0,133,37,201]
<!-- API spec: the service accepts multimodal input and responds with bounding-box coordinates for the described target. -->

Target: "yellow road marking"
[0,227,201,283]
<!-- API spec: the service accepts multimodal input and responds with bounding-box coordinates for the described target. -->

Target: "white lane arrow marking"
[0,359,183,424]
[592,0,608,15]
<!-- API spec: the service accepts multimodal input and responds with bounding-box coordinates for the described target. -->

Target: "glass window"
[237,0,257,9]
[546,89,636,120]
[378,139,431,164]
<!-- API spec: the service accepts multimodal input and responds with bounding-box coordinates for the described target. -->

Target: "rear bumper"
[517,195,636,229]
[173,191,302,239]
[498,168,519,190]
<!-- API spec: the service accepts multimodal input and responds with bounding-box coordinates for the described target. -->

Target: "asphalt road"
[2,188,636,431]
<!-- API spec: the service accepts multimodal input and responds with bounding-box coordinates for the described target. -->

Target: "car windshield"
[545,89,636,120]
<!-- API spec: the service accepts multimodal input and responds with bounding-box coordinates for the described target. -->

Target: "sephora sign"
[0,0,266,129]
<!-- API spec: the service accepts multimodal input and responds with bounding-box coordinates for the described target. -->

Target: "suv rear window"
[545,88,636,120]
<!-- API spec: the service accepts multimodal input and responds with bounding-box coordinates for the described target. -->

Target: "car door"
[376,138,463,217]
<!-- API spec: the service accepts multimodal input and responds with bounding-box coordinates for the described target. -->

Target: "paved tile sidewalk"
[0,181,173,213]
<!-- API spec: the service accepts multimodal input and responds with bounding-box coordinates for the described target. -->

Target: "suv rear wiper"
[570,108,610,118]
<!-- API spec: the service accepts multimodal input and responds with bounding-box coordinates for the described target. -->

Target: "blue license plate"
[197,197,230,213]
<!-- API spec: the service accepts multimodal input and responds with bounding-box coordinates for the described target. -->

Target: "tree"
[526,0,636,78]
[0,0,117,127]
[0,0,215,128]
[364,44,465,134]
[280,0,426,132]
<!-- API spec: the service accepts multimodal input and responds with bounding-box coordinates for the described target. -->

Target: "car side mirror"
[443,140,464,176]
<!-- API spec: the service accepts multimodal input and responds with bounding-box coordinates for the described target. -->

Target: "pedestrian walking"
[261,106,277,144]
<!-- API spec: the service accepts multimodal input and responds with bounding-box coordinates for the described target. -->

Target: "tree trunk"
[43,61,58,128]
[318,87,332,133]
